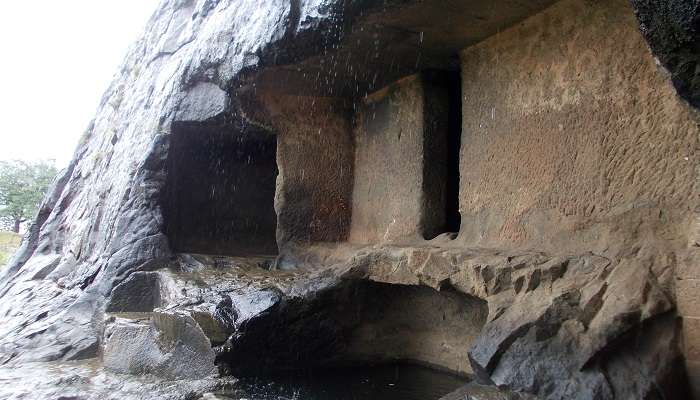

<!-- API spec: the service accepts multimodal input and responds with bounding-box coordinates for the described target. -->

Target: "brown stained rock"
[344,245,685,399]
[363,251,418,286]
[678,249,700,280]
[684,317,700,361]
[457,0,698,257]
[241,93,355,251]
[678,278,700,317]
[417,251,458,290]
[349,76,427,244]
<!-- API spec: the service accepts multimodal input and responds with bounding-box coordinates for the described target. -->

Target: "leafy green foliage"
[0,160,58,232]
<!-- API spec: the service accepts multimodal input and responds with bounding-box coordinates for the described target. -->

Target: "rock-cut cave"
[164,120,279,256]
[2,0,700,399]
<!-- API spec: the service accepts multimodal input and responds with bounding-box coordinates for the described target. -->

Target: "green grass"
[0,231,22,266]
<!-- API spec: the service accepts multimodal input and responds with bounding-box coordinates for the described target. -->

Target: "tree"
[0,160,58,233]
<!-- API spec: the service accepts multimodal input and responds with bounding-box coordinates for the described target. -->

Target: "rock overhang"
[238,0,561,98]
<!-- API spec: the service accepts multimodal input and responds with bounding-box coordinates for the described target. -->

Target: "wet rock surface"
[632,0,700,108]
[0,243,690,399]
[103,311,216,379]
[0,359,231,400]
[89,247,686,399]
[344,246,686,399]
[0,0,697,399]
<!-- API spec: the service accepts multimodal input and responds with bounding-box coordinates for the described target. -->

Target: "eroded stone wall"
[344,283,487,375]
[254,94,355,250]
[458,0,698,257]
[349,75,451,244]
[349,76,425,244]
[457,1,700,391]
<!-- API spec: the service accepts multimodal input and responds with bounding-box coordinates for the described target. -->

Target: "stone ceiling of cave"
[249,0,560,98]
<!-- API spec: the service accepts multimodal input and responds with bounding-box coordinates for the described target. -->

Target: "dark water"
[227,364,469,400]
[0,360,467,400]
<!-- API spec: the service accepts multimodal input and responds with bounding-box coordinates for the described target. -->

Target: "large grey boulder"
[103,311,216,379]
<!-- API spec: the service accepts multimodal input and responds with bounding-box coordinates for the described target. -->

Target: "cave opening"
[218,281,487,379]
[444,71,462,235]
[163,121,279,256]
[422,70,462,240]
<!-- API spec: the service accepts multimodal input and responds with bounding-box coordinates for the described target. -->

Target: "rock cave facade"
[2,0,700,399]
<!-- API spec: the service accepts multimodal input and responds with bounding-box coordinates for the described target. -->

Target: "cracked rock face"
[94,247,684,399]
[349,247,685,400]
[0,0,698,399]
[103,311,216,379]
[0,0,344,365]
[632,0,700,108]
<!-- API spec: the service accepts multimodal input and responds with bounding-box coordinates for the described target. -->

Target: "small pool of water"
[225,364,470,400]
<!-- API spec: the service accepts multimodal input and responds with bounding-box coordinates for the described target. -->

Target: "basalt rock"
[103,311,217,379]
[0,0,699,399]
[632,0,700,108]
[90,247,685,399]
[349,246,684,399]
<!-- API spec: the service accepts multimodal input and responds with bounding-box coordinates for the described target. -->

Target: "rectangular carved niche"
[164,121,278,256]
[422,70,462,239]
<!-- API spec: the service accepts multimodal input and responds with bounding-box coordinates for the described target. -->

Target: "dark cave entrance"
[423,70,462,239]
[444,71,462,234]
[219,281,487,377]
[164,121,278,256]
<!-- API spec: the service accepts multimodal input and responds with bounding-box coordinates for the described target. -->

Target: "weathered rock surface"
[346,246,685,399]
[0,359,230,400]
[103,311,216,379]
[0,0,338,365]
[87,246,684,399]
[632,0,700,108]
[0,0,698,399]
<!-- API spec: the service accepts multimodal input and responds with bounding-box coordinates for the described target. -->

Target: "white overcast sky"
[0,1,160,168]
